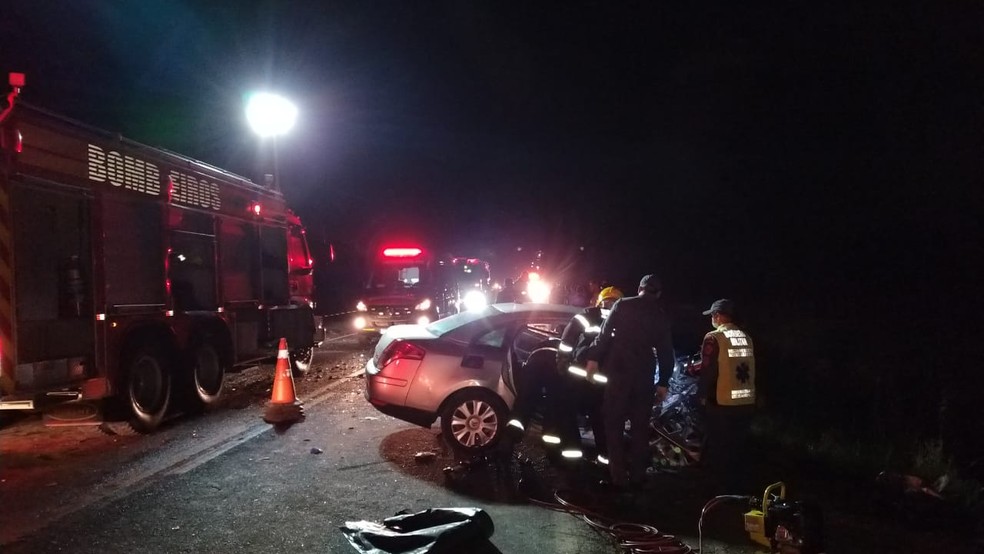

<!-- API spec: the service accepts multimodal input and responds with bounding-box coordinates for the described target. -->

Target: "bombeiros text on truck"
[0,73,323,431]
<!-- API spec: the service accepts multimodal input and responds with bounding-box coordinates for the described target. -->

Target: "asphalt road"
[5,328,731,553]
[3,322,975,553]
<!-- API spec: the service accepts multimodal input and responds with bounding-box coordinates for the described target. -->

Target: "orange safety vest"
[706,323,756,406]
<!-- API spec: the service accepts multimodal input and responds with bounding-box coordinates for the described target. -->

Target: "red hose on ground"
[528,488,697,553]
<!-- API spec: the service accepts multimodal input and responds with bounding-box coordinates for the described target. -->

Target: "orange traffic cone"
[263,338,304,424]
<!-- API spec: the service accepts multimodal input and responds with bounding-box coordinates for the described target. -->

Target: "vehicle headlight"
[462,290,488,312]
[356,300,367,311]
[526,280,551,303]
[415,298,432,311]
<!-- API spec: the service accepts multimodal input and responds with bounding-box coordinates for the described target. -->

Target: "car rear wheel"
[440,389,508,457]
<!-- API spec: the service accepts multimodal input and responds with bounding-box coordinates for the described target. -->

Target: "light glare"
[246,92,298,137]
[462,290,487,312]
[527,280,551,303]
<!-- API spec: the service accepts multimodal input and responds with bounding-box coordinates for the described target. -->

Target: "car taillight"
[379,340,426,368]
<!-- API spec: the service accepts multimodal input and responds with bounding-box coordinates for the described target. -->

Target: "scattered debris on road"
[414,451,436,464]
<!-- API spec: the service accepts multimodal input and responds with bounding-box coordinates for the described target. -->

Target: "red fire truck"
[352,245,449,341]
[286,209,319,372]
[0,74,320,431]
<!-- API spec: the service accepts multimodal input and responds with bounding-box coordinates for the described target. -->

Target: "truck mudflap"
[314,314,326,347]
[0,377,109,411]
[267,304,317,350]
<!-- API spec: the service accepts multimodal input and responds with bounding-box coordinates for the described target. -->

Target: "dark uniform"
[495,278,521,303]
[554,306,609,460]
[505,344,559,438]
[587,275,674,487]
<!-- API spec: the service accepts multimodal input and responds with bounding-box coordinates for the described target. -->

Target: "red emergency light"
[382,247,422,258]
[249,202,262,216]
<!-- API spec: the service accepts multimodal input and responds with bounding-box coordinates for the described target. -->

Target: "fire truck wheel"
[188,343,225,412]
[439,388,508,457]
[124,345,172,433]
[290,347,314,377]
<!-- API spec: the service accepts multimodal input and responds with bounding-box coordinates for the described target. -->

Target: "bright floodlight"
[245,92,298,137]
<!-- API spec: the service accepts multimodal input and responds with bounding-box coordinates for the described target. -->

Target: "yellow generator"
[744,482,826,554]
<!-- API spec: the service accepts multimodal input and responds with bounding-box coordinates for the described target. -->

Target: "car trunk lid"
[372,325,436,366]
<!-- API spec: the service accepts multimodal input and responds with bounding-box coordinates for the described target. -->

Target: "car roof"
[427,303,580,341]
[488,302,580,315]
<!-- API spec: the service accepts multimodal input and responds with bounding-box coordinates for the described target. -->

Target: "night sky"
[2,2,980,326]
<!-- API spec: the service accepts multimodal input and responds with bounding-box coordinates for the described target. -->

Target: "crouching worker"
[554,286,625,466]
[503,344,564,450]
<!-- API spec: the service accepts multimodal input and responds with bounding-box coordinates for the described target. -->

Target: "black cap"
[639,274,661,293]
[702,298,735,317]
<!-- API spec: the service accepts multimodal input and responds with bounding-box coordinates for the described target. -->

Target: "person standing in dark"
[696,298,756,494]
[586,279,602,302]
[495,278,520,303]
[567,283,591,307]
[586,274,674,489]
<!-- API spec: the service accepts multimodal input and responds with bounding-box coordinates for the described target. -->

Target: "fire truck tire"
[290,347,314,377]
[187,343,225,412]
[124,344,172,433]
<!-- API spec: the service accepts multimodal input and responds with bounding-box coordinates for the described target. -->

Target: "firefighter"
[504,289,625,462]
[586,274,674,489]
[553,286,624,464]
[504,343,559,445]
[696,298,756,493]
